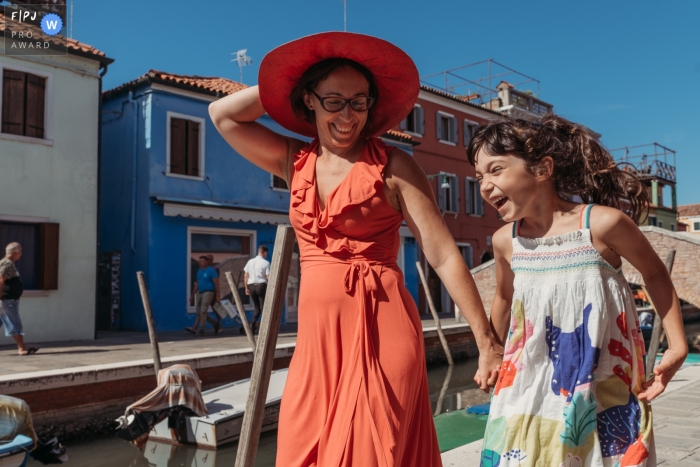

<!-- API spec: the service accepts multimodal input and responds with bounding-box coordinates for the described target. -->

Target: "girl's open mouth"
[494,197,508,210]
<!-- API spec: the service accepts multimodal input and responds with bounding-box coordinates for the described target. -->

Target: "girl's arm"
[490,225,515,347]
[208,86,306,182]
[593,206,688,401]
[386,149,503,391]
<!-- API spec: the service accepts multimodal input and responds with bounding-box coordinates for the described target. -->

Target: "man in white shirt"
[243,245,271,332]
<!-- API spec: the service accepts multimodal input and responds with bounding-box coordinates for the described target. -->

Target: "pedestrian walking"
[0,243,39,355]
[244,245,270,332]
[470,115,688,465]
[187,256,222,336]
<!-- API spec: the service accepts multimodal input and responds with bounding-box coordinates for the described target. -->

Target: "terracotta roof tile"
[0,10,112,64]
[103,70,247,98]
[678,204,700,217]
[420,85,503,116]
[381,129,416,145]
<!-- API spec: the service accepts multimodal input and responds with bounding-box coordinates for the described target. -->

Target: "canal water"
[26,359,484,467]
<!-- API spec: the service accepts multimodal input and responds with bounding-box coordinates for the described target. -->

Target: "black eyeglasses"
[311,90,375,113]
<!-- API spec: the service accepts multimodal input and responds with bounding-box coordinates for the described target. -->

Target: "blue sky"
[74,0,699,205]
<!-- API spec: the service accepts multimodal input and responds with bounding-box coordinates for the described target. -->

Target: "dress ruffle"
[291,138,391,255]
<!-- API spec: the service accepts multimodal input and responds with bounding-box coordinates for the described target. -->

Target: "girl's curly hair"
[466,113,649,223]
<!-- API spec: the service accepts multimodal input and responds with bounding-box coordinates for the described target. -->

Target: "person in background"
[243,245,270,332]
[187,256,222,336]
[0,243,38,355]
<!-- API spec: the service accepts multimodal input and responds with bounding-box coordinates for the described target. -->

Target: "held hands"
[245,289,251,296]
[638,347,687,402]
[474,342,504,392]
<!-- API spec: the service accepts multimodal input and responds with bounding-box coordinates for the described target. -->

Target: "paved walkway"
[441,361,700,466]
[0,317,464,376]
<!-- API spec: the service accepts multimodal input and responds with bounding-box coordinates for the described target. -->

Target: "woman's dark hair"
[290,58,378,129]
[466,113,649,223]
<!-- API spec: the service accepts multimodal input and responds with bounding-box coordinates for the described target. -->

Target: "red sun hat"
[258,32,419,138]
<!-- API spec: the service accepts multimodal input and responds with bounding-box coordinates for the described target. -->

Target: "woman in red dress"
[210,32,503,467]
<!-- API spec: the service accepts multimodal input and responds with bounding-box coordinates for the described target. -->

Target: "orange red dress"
[276,138,442,467]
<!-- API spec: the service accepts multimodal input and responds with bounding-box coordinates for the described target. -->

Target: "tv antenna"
[343,0,347,31]
[231,49,253,84]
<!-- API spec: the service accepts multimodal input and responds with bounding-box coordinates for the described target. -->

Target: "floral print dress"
[481,205,654,467]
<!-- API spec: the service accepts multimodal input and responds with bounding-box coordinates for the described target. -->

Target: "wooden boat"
[148,368,288,449]
[0,434,33,467]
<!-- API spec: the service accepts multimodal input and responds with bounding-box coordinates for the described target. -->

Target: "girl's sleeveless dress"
[481,205,655,467]
[276,138,442,467]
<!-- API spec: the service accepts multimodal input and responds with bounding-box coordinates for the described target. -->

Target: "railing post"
[644,249,676,378]
[235,225,296,467]
[136,271,162,382]
[416,261,454,366]
[225,271,257,353]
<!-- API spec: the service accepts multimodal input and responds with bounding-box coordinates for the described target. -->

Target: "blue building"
[99,70,418,333]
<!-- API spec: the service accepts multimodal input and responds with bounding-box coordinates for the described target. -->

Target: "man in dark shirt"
[0,243,38,355]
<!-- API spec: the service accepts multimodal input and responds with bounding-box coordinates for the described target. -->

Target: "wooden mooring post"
[643,249,676,378]
[416,261,454,366]
[235,225,296,467]
[136,271,162,381]
[225,271,257,353]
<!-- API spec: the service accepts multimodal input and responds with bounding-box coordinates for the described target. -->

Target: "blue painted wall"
[101,80,420,332]
[402,237,419,304]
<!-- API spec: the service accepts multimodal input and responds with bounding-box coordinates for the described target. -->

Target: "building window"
[694,221,700,231]
[2,69,46,139]
[437,174,459,213]
[457,244,474,269]
[188,228,255,312]
[658,221,664,229]
[167,113,205,179]
[465,177,484,216]
[463,120,479,147]
[648,216,657,226]
[400,105,424,136]
[671,224,676,231]
[436,111,458,144]
[271,174,289,191]
[0,221,59,290]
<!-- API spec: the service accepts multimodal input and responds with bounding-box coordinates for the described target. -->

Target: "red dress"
[276,138,442,466]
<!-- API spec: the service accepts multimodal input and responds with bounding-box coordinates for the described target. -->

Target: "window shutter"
[2,70,26,136]
[169,117,187,175]
[475,185,484,216]
[451,176,459,213]
[37,222,59,290]
[465,179,473,214]
[24,73,46,139]
[436,113,442,141]
[187,120,200,177]
[450,117,458,143]
[400,117,407,131]
[417,106,425,135]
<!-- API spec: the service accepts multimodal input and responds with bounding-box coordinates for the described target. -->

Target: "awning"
[163,202,289,225]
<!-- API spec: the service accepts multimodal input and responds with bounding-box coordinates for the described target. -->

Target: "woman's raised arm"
[209,85,305,182]
[385,149,503,390]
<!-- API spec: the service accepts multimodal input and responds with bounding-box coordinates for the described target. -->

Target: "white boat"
[148,368,288,449]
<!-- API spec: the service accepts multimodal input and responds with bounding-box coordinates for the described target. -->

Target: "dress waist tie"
[317,259,396,467]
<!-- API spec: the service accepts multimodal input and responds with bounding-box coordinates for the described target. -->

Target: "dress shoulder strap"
[512,220,519,238]
[579,204,594,230]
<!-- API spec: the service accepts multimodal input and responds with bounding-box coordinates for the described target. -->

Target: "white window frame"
[0,62,54,145]
[270,173,290,192]
[456,242,474,269]
[436,111,457,146]
[186,226,257,313]
[401,104,424,137]
[166,111,206,181]
[465,176,484,216]
[694,221,700,231]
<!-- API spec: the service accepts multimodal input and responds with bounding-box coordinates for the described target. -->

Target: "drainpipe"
[128,91,138,253]
[95,63,109,338]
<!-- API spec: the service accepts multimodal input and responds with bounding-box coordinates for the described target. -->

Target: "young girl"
[469,115,688,467]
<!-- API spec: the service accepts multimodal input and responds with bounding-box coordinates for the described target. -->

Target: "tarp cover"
[125,364,207,417]
[0,395,38,447]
